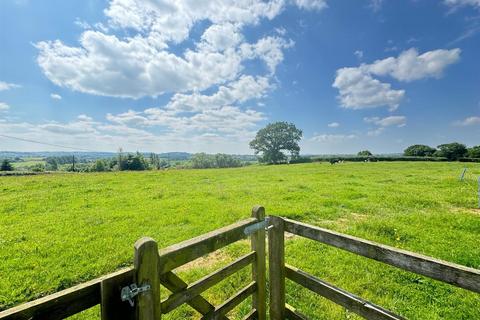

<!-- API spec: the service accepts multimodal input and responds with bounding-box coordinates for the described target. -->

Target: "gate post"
[251,206,267,320]
[134,237,161,320]
[268,216,285,320]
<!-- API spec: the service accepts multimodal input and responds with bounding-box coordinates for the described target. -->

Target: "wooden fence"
[1,206,479,319]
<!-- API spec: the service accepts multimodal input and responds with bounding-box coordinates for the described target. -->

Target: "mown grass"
[1,162,479,319]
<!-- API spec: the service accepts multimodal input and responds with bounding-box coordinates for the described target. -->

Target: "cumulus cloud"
[0,81,20,91]
[50,93,62,100]
[363,48,461,82]
[453,116,480,126]
[333,68,405,110]
[35,0,320,99]
[327,122,339,128]
[333,48,460,110]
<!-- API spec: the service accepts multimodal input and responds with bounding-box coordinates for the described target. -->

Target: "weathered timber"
[160,271,229,320]
[268,216,286,320]
[161,252,255,313]
[159,218,257,274]
[251,205,267,320]
[285,265,405,320]
[0,268,133,320]
[285,304,308,320]
[283,217,480,293]
[134,237,161,320]
[101,268,135,320]
[201,282,257,320]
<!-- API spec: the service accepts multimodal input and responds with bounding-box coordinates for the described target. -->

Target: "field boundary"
[1,207,479,319]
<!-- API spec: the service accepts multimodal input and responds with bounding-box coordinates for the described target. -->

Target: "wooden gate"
[1,206,480,319]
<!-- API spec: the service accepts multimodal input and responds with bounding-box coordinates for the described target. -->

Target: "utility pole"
[72,155,75,172]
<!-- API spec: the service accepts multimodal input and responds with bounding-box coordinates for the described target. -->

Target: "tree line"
[403,143,479,160]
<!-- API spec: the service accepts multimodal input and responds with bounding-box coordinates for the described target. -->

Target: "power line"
[0,134,98,152]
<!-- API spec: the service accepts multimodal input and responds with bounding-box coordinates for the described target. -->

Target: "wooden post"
[268,216,285,320]
[134,237,161,320]
[251,206,266,320]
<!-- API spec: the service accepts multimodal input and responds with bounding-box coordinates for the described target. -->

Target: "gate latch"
[244,217,271,236]
[121,283,151,307]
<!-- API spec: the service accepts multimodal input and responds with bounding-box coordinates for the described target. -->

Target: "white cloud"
[444,0,480,9]
[0,102,10,111]
[50,93,62,100]
[333,67,405,110]
[333,48,460,110]
[0,81,20,91]
[310,134,357,143]
[354,50,363,59]
[327,122,339,128]
[364,115,406,127]
[454,116,480,126]
[363,48,461,82]
[35,0,319,99]
[293,0,328,11]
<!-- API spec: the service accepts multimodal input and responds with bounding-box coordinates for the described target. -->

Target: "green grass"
[1,162,479,319]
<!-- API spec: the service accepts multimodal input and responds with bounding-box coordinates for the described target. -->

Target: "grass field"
[1,162,480,319]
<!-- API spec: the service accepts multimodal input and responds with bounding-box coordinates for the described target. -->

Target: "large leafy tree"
[357,150,373,156]
[249,122,303,164]
[403,144,436,157]
[468,146,480,158]
[435,142,468,160]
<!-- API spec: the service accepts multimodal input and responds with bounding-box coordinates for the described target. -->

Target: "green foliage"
[1,162,479,319]
[403,144,436,157]
[357,150,373,156]
[435,142,468,160]
[92,159,108,172]
[116,150,148,171]
[0,159,13,171]
[190,153,242,169]
[468,146,480,158]
[249,121,303,164]
[29,163,46,172]
[45,157,58,171]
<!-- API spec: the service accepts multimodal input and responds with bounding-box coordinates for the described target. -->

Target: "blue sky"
[0,0,479,154]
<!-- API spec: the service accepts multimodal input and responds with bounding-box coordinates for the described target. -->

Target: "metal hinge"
[121,283,151,307]
[244,217,272,236]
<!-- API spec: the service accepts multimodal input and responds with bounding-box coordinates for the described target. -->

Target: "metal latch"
[121,283,151,307]
[244,217,271,236]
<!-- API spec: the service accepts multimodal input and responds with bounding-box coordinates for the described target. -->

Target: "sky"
[0,0,479,154]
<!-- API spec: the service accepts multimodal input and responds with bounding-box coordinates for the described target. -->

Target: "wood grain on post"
[251,205,267,320]
[268,216,285,320]
[134,237,161,320]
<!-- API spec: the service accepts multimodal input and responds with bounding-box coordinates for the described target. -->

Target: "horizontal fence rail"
[283,217,480,294]
[159,218,257,274]
[0,212,265,320]
[0,268,134,320]
[285,265,404,320]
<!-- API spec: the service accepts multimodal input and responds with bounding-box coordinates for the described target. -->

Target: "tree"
[468,146,480,158]
[45,157,58,171]
[93,159,107,172]
[435,142,468,160]
[249,122,303,164]
[404,144,436,157]
[357,150,372,156]
[0,159,13,171]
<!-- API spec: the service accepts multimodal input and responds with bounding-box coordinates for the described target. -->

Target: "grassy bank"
[1,162,479,319]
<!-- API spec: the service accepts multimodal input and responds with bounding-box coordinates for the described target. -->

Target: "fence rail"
[1,207,479,320]
[279,217,480,320]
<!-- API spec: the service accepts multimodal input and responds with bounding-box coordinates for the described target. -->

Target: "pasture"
[1,162,479,319]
